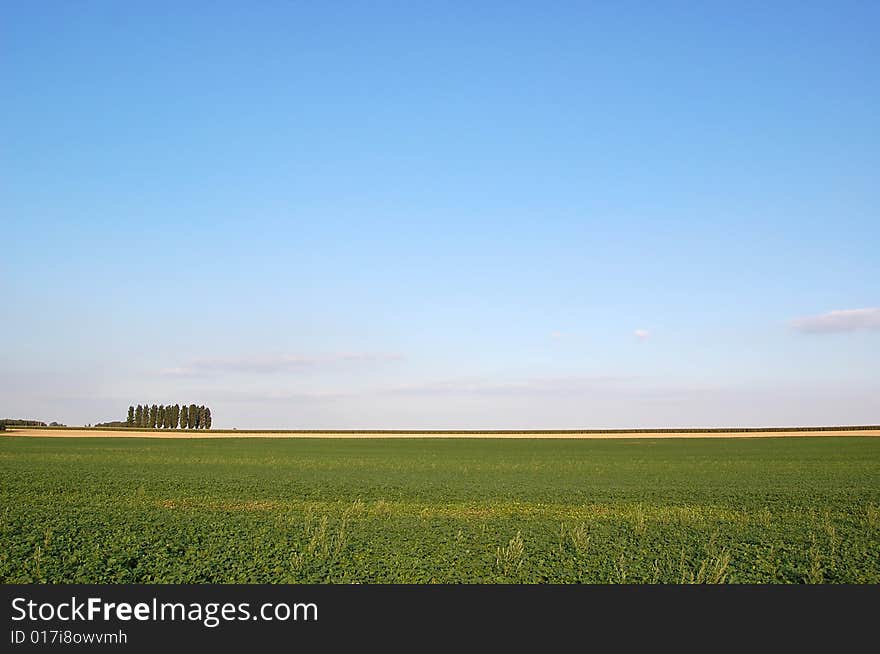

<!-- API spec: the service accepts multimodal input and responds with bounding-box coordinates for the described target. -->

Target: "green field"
[1,437,878,583]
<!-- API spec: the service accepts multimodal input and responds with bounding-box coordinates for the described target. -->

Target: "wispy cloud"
[791,308,880,334]
[385,376,631,397]
[634,329,650,340]
[205,388,351,402]
[161,353,404,377]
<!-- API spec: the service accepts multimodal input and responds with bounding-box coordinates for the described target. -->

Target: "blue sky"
[2,1,878,428]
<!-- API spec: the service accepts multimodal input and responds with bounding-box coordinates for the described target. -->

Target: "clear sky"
[2,1,878,428]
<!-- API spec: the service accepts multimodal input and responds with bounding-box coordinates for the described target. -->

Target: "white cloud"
[159,367,203,377]
[161,353,404,376]
[386,376,631,396]
[634,329,650,340]
[207,388,350,402]
[791,308,880,334]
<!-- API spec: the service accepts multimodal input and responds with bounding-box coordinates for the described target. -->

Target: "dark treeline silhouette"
[126,404,212,429]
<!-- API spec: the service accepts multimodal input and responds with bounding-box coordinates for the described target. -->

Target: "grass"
[0,436,878,583]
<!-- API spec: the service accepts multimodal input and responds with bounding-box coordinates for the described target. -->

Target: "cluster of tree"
[1,419,62,427]
[126,404,212,429]
[94,420,127,427]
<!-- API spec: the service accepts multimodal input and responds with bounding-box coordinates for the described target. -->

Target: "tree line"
[1,419,65,428]
[1,419,50,427]
[126,404,212,429]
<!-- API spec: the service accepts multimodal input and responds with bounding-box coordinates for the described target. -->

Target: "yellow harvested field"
[5,428,880,439]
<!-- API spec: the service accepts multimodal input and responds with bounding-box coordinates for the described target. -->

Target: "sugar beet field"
[1,436,878,583]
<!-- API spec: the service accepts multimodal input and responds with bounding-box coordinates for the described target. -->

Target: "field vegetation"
[1,437,877,583]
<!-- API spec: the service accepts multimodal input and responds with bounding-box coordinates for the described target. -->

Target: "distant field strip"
[6,426,880,439]
[1,437,878,583]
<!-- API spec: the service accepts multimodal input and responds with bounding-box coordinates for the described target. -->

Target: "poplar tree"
[135,405,143,427]
[127,406,135,427]
[150,404,158,428]
[171,404,179,429]
[204,407,212,430]
[158,405,165,429]
[180,404,189,429]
